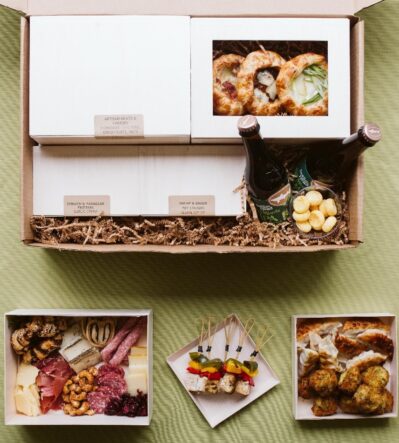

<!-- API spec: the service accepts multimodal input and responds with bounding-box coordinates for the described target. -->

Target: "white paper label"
[168,195,215,216]
[94,114,144,137]
[64,195,110,216]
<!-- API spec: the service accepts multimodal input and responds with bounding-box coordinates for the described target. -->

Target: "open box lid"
[0,0,384,17]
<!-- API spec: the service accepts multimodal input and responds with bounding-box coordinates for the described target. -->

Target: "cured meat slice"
[98,378,127,396]
[35,355,73,413]
[87,391,111,414]
[109,317,147,366]
[97,364,125,379]
[101,317,138,363]
[97,385,122,399]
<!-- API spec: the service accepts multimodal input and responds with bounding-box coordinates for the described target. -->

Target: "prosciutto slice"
[109,317,147,366]
[35,355,73,413]
[101,317,138,363]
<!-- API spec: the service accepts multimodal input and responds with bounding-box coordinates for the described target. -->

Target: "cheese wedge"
[130,346,147,357]
[16,363,39,388]
[15,385,41,416]
[126,371,148,395]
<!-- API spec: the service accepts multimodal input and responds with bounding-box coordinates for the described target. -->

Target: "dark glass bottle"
[237,115,291,223]
[292,123,382,191]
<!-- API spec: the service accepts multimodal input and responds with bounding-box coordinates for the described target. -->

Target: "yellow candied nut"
[293,196,310,214]
[309,210,325,231]
[293,210,310,222]
[305,190,323,207]
[296,221,312,233]
[319,200,329,217]
[322,216,338,233]
[324,198,337,216]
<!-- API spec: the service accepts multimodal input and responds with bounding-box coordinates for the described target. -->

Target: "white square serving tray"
[167,314,280,428]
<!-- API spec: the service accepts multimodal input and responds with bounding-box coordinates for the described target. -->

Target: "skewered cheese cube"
[309,210,325,231]
[293,210,310,222]
[305,190,323,207]
[293,196,310,213]
[322,216,338,233]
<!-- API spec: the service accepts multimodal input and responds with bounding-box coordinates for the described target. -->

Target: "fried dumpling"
[341,319,390,338]
[335,334,368,358]
[357,329,394,359]
[298,347,319,377]
[297,320,342,348]
[346,350,387,372]
[309,332,341,372]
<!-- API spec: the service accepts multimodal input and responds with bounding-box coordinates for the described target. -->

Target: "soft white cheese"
[15,385,41,416]
[128,355,148,369]
[290,73,318,104]
[16,363,39,388]
[126,372,148,395]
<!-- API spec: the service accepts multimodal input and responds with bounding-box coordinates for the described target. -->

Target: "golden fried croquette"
[362,366,389,389]
[311,397,338,416]
[309,369,338,397]
[338,395,359,414]
[338,367,361,395]
[298,376,312,400]
[354,384,386,415]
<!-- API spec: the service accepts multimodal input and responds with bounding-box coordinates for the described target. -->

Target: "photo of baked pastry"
[213,41,328,117]
[295,317,395,418]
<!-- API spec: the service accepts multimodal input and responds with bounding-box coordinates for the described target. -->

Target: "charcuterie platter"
[4,309,152,425]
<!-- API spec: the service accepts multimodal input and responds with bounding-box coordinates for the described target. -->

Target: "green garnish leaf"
[302,93,322,105]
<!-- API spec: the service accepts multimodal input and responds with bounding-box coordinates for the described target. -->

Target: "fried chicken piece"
[354,384,386,415]
[338,367,361,395]
[309,369,338,398]
[298,376,312,400]
[341,319,389,338]
[297,320,342,348]
[312,397,337,416]
[338,395,359,414]
[362,366,389,389]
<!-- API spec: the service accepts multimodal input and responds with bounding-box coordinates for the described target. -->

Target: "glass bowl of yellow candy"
[290,186,342,239]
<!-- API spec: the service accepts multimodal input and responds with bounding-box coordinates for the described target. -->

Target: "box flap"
[0,0,385,17]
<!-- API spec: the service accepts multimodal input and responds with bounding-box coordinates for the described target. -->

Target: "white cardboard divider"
[4,309,153,426]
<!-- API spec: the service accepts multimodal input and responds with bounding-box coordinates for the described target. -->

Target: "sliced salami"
[98,378,127,395]
[101,317,138,363]
[109,317,147,366]
[96,385,121,399]
[87,391,110,414]
[97,364,125,379]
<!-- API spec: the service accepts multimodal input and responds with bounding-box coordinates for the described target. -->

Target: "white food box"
[29,16,190,144]
[167,314,280,428]
[191,18,350,142]
[292,314,398,420]
[33,145,246,216]
[4,309,153,426]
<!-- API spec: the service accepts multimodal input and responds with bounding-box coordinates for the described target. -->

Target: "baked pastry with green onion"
[277,53,328,116]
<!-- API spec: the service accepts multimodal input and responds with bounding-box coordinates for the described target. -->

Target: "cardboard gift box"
[0,0,384,252]
[29,15,191,144]
[4,309,153,425]
[292,314,397,420]
[191,17,350,142]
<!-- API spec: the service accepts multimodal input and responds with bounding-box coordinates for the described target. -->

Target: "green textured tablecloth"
[1,2,399,442]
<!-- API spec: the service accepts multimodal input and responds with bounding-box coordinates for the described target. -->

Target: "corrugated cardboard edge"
[0,0,385,17]
[292,314,398,420]
[27,243,357,253]
[347,20,365,243]
[20,16,34,242]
